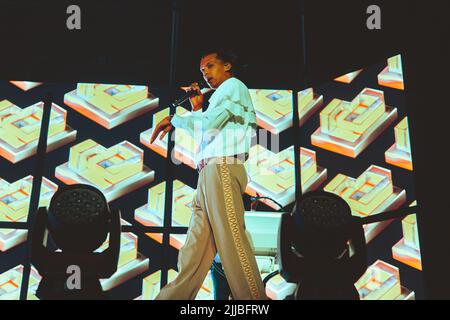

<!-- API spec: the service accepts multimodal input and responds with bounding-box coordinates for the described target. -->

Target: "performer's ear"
[224,62,232,72]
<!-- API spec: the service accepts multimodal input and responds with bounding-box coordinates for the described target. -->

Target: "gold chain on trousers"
[218,158,260,299]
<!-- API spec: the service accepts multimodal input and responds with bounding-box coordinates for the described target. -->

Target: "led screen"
[0,54,423,300]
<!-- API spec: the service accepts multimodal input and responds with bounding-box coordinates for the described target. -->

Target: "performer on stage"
[150,49,267,300]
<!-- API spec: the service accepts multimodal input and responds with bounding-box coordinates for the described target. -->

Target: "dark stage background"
[1,0,449,300]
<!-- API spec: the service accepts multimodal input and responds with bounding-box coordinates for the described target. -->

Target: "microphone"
[171,79,212,107]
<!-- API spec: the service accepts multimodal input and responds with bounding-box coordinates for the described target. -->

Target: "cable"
[359,205,418,225]
[250,196,285,212]
[263,270,280,286]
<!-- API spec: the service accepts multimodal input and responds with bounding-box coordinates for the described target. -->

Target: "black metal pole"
[19,92,52,300]
[294,0,308,205]
[160,0,181,289]
[0,222,28,229]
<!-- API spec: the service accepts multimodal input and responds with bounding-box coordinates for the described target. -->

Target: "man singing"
[150,49,267,300]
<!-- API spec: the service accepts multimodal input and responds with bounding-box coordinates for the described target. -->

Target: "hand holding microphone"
[150,80,211,144]
[179,81,208,112]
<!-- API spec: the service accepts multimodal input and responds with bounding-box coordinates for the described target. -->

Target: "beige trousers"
[156,156,267,300]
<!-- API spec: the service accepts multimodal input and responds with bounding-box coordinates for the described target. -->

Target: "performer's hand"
[150,115,173,144]
[180,82,203,111]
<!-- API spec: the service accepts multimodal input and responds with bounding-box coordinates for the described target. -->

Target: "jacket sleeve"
[170,109,203,137]
[170,79,257,137]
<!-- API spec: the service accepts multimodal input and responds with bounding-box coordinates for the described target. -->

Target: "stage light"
[30,184,121,300]
[278,191,367,300]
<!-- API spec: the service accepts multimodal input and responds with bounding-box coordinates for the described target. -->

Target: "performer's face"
[200,54,232,89]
